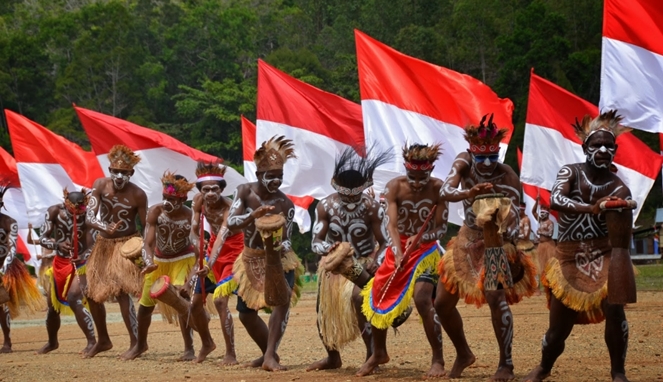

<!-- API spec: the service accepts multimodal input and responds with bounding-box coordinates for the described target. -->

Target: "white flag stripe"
[3,188,29,229]
[600,38,663,133]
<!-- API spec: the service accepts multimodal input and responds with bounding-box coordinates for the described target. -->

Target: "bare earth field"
[1,291,662,382]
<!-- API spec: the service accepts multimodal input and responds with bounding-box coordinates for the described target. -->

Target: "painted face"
[540,210,550,220]
[584,131,616,169]
[65,193,87,215]
[260,170,283,193]
[109,168,132,190]
[199,180,223,203]
[162,194,184,213]
[338,193,363,211]
[406,169,431,192]
[472,153,499,176]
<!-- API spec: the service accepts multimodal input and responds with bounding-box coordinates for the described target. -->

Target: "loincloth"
[86,233,142,303]
[209,232,244,299]
[1,260,44,318]
[536,239,556,278]
[140,251,196,325]
[542,238,610,324]
[317,266,360,350]
[232,247,303,311]
[46,255,87,315]
[361,236,440,330]
[438,224,538,308]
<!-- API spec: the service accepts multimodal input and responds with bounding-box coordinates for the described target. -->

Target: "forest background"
[1,0,660,260]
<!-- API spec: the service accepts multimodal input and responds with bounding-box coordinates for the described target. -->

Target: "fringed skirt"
[86,233,142,303]
[209,232,244,300]
[1,260,44,318]
[317,266,360,350]
[536,239,556,278]
[438,224,538,308]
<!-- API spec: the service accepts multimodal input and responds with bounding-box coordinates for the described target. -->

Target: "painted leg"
[0,305,11,353]
[239,309,270,368]
[353,286,373,362]
[214,296,236,365]
[263,304,290,371]
[433,280,475,378]
[67,275,96,355]
[116,292,139,355]
[485,290,515,382]
[603,301,629,382]
[190,293,216,363]
[522,294,578,382]
[36,298,60,354]
[307,285,342,371]
[177,308,196,362]
[356,326,389,376]
[84,299,113,357]
[120,304,153,360]
[414,281,446,378]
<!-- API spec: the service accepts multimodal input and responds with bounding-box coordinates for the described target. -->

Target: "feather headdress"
[108,145,141,170]
[402,143,442,171]
[0,178,12,203]
[572,110,631,143]
[195,160,227,182]
[161,172,194,198]
[254,135,296,172]
[464,113,509,154]
[332,145,392,196]
[63,187,90,214]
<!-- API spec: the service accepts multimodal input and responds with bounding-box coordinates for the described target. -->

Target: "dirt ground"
[1,291,662,382]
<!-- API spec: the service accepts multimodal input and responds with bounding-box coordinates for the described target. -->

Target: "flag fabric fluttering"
[242,115,314,232]
[522,71,663,221]
[6,109,103,224]
[253,60,369,232]
[355,29,514,226]
[600,0,663,133]
[75,106,247,207]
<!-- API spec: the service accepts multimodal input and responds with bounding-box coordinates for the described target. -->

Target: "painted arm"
[207,208,231,268]
[550,166,593,214]
[226,186,269,231]
[80,223,95,261]
[190,193,203,251]
[370,203,389,263]
[86,180,114,233]
[311,202,332,256]
[421,195,449,244]
[383,183,403,265]
[531,196,540,221]
[140,207,158,275]
[0,220,18,275]
[440,154,493,202]
[500,176,522,242]
[281,200,295,253]
[136,190,148,236]
[39,207,58,252]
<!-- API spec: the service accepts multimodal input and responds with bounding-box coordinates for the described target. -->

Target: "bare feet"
[80,341,96,356]
[219,352,238,366]
[448,353,476,378]
[194,343,217,363]
[120,344,148,361]
[245,354,280,368]
[356,353,389,377]
[262,354,287,371]
[424,361,446,378]
[36,342,59,354]
[490,366,515,382]
[612,372,629,382]
[0,343,12,353]
[306,356,343,371]
[521,366,550,382]
[178,349,196,362]
[83,340,112,358]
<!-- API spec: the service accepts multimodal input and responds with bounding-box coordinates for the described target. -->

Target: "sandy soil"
[1,291,662,382]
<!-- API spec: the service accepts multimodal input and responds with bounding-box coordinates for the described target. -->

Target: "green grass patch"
[635,263,663,291]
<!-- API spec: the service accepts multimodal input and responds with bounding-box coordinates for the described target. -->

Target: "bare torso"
[87,178,148,239]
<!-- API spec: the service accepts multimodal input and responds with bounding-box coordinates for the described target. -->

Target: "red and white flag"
[516,148,558,238]
[242,115,315,232]
[6,109,103,224]
[522,72,663,221]
[600,0,663,133]
[355,29,514,226]
[255,60,366,232]
[0,147,40,267]
[75,106,247,207]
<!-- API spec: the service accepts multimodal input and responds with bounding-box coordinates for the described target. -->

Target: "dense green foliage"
[1,0,661,257]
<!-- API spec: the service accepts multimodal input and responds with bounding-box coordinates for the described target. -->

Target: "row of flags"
[3,0,663,263]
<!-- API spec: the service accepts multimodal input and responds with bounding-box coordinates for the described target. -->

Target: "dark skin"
[191,181,239,365]
[523,131,631,382]
[84,167,148,358]
[306,192,387,371]
[436,150,521,382]
[0,211,18,353]
[227,169,295,372]
[531,197,554,243]
[37,194,97,356]
[356,168,449,378]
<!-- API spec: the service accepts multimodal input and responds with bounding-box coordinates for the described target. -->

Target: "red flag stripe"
[604,0,663,57]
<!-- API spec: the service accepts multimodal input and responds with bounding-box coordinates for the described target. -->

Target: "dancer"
[227,135,303,371]
[190,160,244,365]
[356,143,448,378]
[435,114,537,381]
[523,111,633,382]
[0,180,43,353]
[517,203,537,260]
[306,146,389,371]
[532,196,556,277]
[37,188,96,354]
[85,145,148,357]
[122,173,216,362]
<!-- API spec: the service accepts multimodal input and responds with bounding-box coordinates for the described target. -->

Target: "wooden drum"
[602,199,638,304]
[119,236,145,269]
[255,214,290,306]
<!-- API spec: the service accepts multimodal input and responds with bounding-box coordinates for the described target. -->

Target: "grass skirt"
[1,260,44,318]
[542,238,610,324]
[317,266,359,350]
[86,233,142,303]
[536,239,556,278]
[232,247,303,311]
[438,224,538,308]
